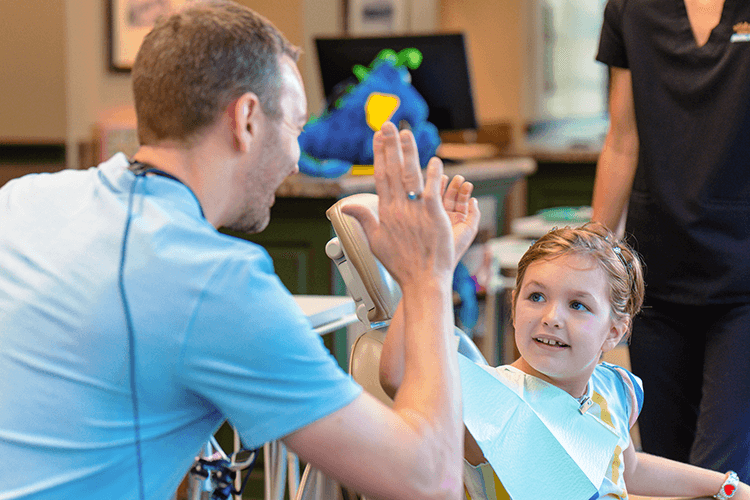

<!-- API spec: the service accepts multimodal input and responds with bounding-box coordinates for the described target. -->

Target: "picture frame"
[108,0,186,72]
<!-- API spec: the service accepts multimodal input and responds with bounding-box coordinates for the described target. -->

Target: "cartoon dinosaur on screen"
[298,48,441,178]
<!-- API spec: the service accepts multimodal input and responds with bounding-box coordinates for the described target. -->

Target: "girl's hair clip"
[613,245,632,270]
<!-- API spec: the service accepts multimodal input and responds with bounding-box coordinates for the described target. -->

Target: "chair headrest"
[326,193,402,328]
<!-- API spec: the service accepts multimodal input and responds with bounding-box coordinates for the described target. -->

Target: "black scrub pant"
[628,298,750,483]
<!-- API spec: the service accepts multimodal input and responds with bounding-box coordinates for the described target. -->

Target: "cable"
[119,171,146,500]
[119,163,251,500]
[119,162,206,500]
[189,449,259,500]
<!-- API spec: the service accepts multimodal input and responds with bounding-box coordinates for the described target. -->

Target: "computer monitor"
[315,33,477,132]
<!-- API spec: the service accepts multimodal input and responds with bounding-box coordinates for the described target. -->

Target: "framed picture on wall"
[109,0,186,72]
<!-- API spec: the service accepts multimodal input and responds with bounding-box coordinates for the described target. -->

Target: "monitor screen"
[315,33,477,132]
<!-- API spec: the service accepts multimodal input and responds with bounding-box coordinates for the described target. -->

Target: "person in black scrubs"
[592,0,750,484]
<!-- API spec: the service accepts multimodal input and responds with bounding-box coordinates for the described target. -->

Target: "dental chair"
[293,193,487,500]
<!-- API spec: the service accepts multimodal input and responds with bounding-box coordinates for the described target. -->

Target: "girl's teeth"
[536,338,567,347]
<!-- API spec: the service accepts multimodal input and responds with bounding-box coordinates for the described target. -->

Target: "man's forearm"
[392,280,463,496]
[380,301,405,398]
[393,280,459,420]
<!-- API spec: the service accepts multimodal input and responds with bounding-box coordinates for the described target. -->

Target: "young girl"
[381,222,750,500]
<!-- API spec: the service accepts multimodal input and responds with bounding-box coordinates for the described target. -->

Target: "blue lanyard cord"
[128,161,205,218]
[121,163,251,500]
[119,171,146,500]
[120,162,208,500]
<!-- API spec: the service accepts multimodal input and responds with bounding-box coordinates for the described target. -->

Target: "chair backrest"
[325,193,400,330]
[325,193,398,406]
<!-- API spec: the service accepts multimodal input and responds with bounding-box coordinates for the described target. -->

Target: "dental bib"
[457,354,620,500]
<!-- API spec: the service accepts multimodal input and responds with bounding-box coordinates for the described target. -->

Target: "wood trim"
[0,143,66,164]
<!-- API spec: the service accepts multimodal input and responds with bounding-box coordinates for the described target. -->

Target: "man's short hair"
[132,0,300,145]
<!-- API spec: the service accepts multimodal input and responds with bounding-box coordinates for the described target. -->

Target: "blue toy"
[298,48,441,178]
[454,261,479,333]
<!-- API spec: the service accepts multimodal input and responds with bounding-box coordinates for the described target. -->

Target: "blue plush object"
[453,261,479,333]
[298,49,441,178]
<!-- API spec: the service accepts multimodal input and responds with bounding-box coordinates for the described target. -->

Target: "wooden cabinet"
[0,144,67,188]
[501,147,599,215]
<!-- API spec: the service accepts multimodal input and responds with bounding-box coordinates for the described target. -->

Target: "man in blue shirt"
[0,1,480,499]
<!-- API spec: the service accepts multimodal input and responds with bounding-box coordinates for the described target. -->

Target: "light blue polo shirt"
[0,154,361,500]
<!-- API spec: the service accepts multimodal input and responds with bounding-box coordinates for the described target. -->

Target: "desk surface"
[293,295,357,335]
[276,157,536,198]
[511,212,591,239]
[487,236,534,269]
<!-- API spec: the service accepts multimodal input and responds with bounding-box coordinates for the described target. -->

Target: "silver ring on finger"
[407,191,422,200]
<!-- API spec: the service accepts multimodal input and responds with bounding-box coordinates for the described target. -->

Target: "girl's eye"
[529,292,544,302]
[570,301,589,312]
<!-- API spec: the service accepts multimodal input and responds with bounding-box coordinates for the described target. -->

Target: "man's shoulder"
[158,226,277,290]
[1,165,93,194]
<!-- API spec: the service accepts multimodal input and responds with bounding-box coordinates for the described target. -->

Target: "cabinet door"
[526,160,596,214]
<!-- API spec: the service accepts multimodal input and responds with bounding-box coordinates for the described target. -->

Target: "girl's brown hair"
[513,222,645,335]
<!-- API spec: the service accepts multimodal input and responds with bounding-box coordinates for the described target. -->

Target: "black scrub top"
[597,0,750,304]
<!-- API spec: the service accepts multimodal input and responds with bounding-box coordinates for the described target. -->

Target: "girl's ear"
[602,316,630,353]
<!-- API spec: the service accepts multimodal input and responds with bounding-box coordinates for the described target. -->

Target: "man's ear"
[231,92,261,152]
[602,316,630,353]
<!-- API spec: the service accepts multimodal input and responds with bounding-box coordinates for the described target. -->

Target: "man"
[0,1,480,499]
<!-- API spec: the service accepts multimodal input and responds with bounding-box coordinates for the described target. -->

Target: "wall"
[64,0,134,169]
[62,0,342,169]
[0,0,67,142]
[1,0,528,161]
[302,0,346,113]
[440,0,527,141]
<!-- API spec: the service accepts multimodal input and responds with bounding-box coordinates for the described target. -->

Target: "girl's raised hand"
[440,174,480,268]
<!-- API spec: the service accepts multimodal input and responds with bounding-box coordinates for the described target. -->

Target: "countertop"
[500,144,601,164]
[275,156,537,198]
